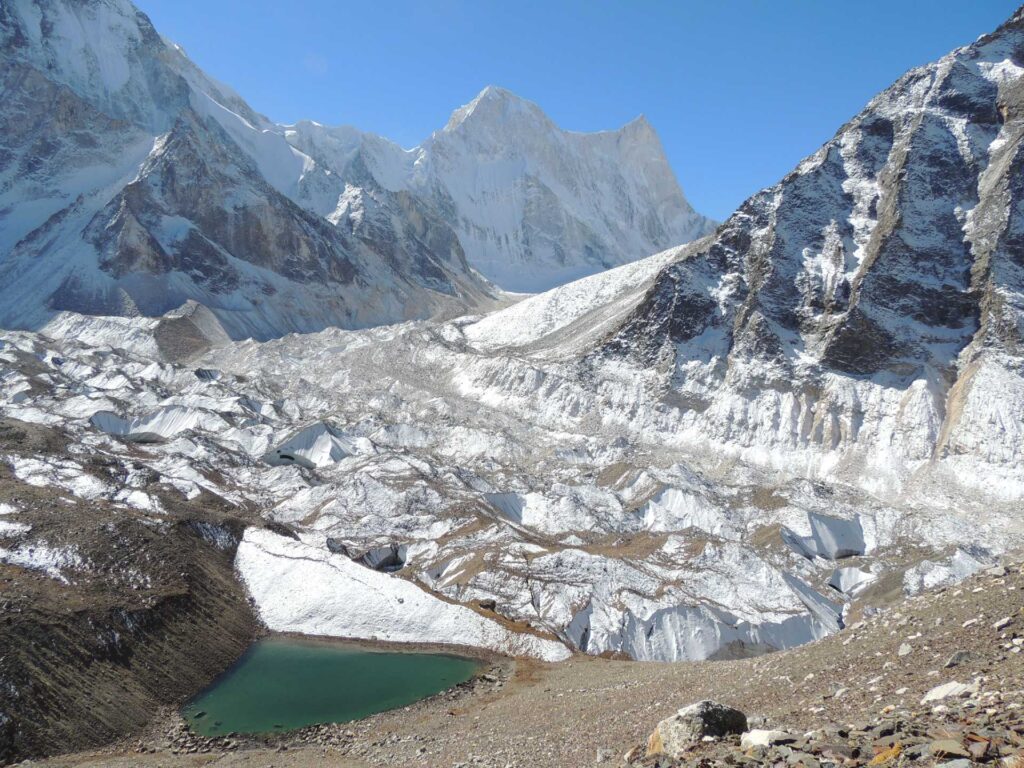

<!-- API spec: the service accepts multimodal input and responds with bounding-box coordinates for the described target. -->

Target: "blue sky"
[136,1,1019,221]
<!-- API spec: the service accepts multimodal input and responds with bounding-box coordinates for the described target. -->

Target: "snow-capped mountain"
[426,86,715,291]
[285,86,716,292]
[0,0,498,340]
[0,0,711,339]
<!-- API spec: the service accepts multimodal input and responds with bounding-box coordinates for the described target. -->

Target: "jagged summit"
[397,84,716,291]
[443,85,549,132]
[620,113,653,131]
[286,81,717,292]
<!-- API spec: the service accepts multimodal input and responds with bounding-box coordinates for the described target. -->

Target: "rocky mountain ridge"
[466,5,1024,504]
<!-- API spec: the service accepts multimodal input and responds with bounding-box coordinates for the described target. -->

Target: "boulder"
[929,740,970,759]
[921,680,978,704]
[943,650,971,669]
[647,701,747,758]
[740,729,797,749]
[325,537,351,556]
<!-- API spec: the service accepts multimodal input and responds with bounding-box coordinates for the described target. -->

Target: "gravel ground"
[24,561,1024,768]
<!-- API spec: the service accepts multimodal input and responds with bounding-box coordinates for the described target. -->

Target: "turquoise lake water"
[183,637,479,736]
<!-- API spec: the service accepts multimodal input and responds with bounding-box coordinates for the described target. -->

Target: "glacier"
[2,0,1024,667]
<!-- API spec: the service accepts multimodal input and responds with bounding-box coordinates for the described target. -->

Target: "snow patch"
[235,528,571,661]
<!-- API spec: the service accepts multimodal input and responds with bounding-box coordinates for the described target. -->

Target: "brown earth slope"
[0,419,260,764]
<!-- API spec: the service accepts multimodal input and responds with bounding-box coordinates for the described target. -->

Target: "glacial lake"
[183,637,480,736]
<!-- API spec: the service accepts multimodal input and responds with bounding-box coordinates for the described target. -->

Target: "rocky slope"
[0,0,711,339]
[0,418,260,764]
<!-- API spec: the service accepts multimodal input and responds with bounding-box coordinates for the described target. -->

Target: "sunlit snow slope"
[285,87,716,293]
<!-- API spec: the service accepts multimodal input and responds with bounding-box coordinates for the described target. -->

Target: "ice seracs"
[264,423,364,469]
[1,292,1020,661]
[91,406,228,443]
[783,513,866,561]
[828,567,876,597]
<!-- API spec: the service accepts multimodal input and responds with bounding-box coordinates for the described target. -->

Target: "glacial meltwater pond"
[183,637,480,736]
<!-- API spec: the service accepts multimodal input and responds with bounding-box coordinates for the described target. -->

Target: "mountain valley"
[1,0,1024,766]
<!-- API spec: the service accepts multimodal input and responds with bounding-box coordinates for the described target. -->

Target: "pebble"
[943,650,970,668]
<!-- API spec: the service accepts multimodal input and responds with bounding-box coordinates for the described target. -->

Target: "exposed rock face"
[153,301,231,363]
[0,0,712,338]
[0,419,259,765]
[561,7,1024,499]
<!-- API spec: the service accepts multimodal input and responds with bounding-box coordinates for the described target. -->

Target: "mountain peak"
[476,84,517,101]
[619,113,656,139]
[0,0,715,328]
[443,85,549,132]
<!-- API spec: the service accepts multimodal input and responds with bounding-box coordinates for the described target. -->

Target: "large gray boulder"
[647,700,748,758]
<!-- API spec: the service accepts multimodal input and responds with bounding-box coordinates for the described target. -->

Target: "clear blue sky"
[136,1,1020,221]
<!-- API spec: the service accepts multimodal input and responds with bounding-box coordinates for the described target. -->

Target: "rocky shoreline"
[120,661,514,762]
